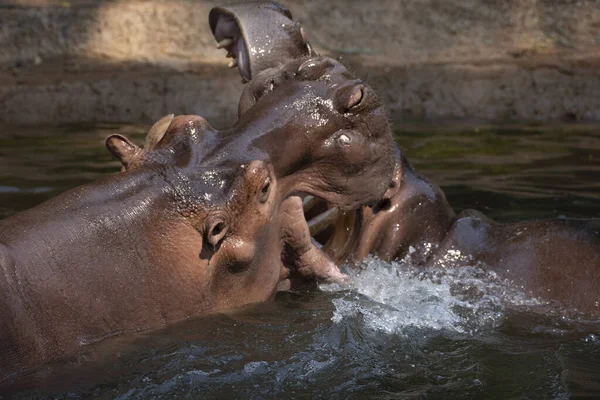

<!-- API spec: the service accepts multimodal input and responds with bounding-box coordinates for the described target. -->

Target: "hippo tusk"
[216,38,234,49]
[302,195,321,214]
[308,207,338,237]
[228,59,238,68]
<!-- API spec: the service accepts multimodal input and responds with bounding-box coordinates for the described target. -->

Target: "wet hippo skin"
[354,150,600,316]
[0,20,399,380]
[211,55,395,210]
[222,1,600,317]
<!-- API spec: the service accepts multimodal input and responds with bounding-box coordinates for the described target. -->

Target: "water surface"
[1,123,599,399]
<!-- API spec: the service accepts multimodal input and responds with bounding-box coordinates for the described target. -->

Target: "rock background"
[0,0,599,125]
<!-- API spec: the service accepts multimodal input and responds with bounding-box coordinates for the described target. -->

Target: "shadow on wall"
[0,0,250,125]
[0,0,599,125]
[2,0,599,66]
[0,0,228,66]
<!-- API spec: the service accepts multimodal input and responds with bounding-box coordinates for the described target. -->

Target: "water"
[1,123,600,398]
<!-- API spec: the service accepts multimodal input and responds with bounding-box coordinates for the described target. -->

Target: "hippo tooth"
[228,59,238,68]
[216,38,234,49]
[308,208,338,237]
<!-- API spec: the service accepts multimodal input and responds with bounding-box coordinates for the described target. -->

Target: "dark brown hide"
[353,146,600,316]
[0,121,296,380]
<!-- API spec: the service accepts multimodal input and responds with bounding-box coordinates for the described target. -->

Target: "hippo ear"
[144,113,174,151]
[105,134,140,169]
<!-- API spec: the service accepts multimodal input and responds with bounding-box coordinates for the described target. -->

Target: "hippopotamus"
[346,149,600,315]
[0,6,400,379]
[216,1,600,317]
[0,116,346,380]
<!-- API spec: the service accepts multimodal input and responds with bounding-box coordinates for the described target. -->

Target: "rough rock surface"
[0,0,599,125]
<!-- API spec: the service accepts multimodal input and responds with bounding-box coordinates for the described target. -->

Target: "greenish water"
[1,123,599,399]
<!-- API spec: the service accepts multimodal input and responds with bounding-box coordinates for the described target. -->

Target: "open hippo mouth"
[209,3,313,83]
[281,183,399,288]
[210,11,252,82]
[275,193,362,290]
[300,195,361,265]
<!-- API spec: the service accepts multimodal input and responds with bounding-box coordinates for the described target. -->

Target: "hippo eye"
[259,178,271,203]
[347,86,364,110]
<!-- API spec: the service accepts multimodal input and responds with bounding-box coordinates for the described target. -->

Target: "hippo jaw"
[299,195,363,266]
[209,2,313,82]
[289,157,401,267]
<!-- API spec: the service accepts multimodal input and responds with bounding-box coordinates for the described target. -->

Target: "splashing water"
[322,251,546,336]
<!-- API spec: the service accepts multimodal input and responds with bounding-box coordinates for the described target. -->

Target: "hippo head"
[207,3,398,263]
[207,55,396,211]
[108,54,396,266]
[106,115,345,299]
[199,159,286,307]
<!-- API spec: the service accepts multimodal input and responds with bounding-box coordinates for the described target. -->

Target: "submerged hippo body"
[353,150,600,316]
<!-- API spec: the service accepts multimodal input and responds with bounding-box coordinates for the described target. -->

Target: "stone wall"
[1,0,599,125]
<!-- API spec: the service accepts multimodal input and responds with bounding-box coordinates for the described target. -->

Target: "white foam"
[322,251,543,335]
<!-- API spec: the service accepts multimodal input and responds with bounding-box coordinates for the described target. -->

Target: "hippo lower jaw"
[276,193,364,288]
[209,3,313,83]
[274,195,350,291]
[211,13,251,82]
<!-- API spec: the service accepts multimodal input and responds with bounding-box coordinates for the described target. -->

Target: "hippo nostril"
[372,198,391,214]
[296,57,334,80]
[206,218,229,248]
[347,86,364,109]
[212,222,224,236]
